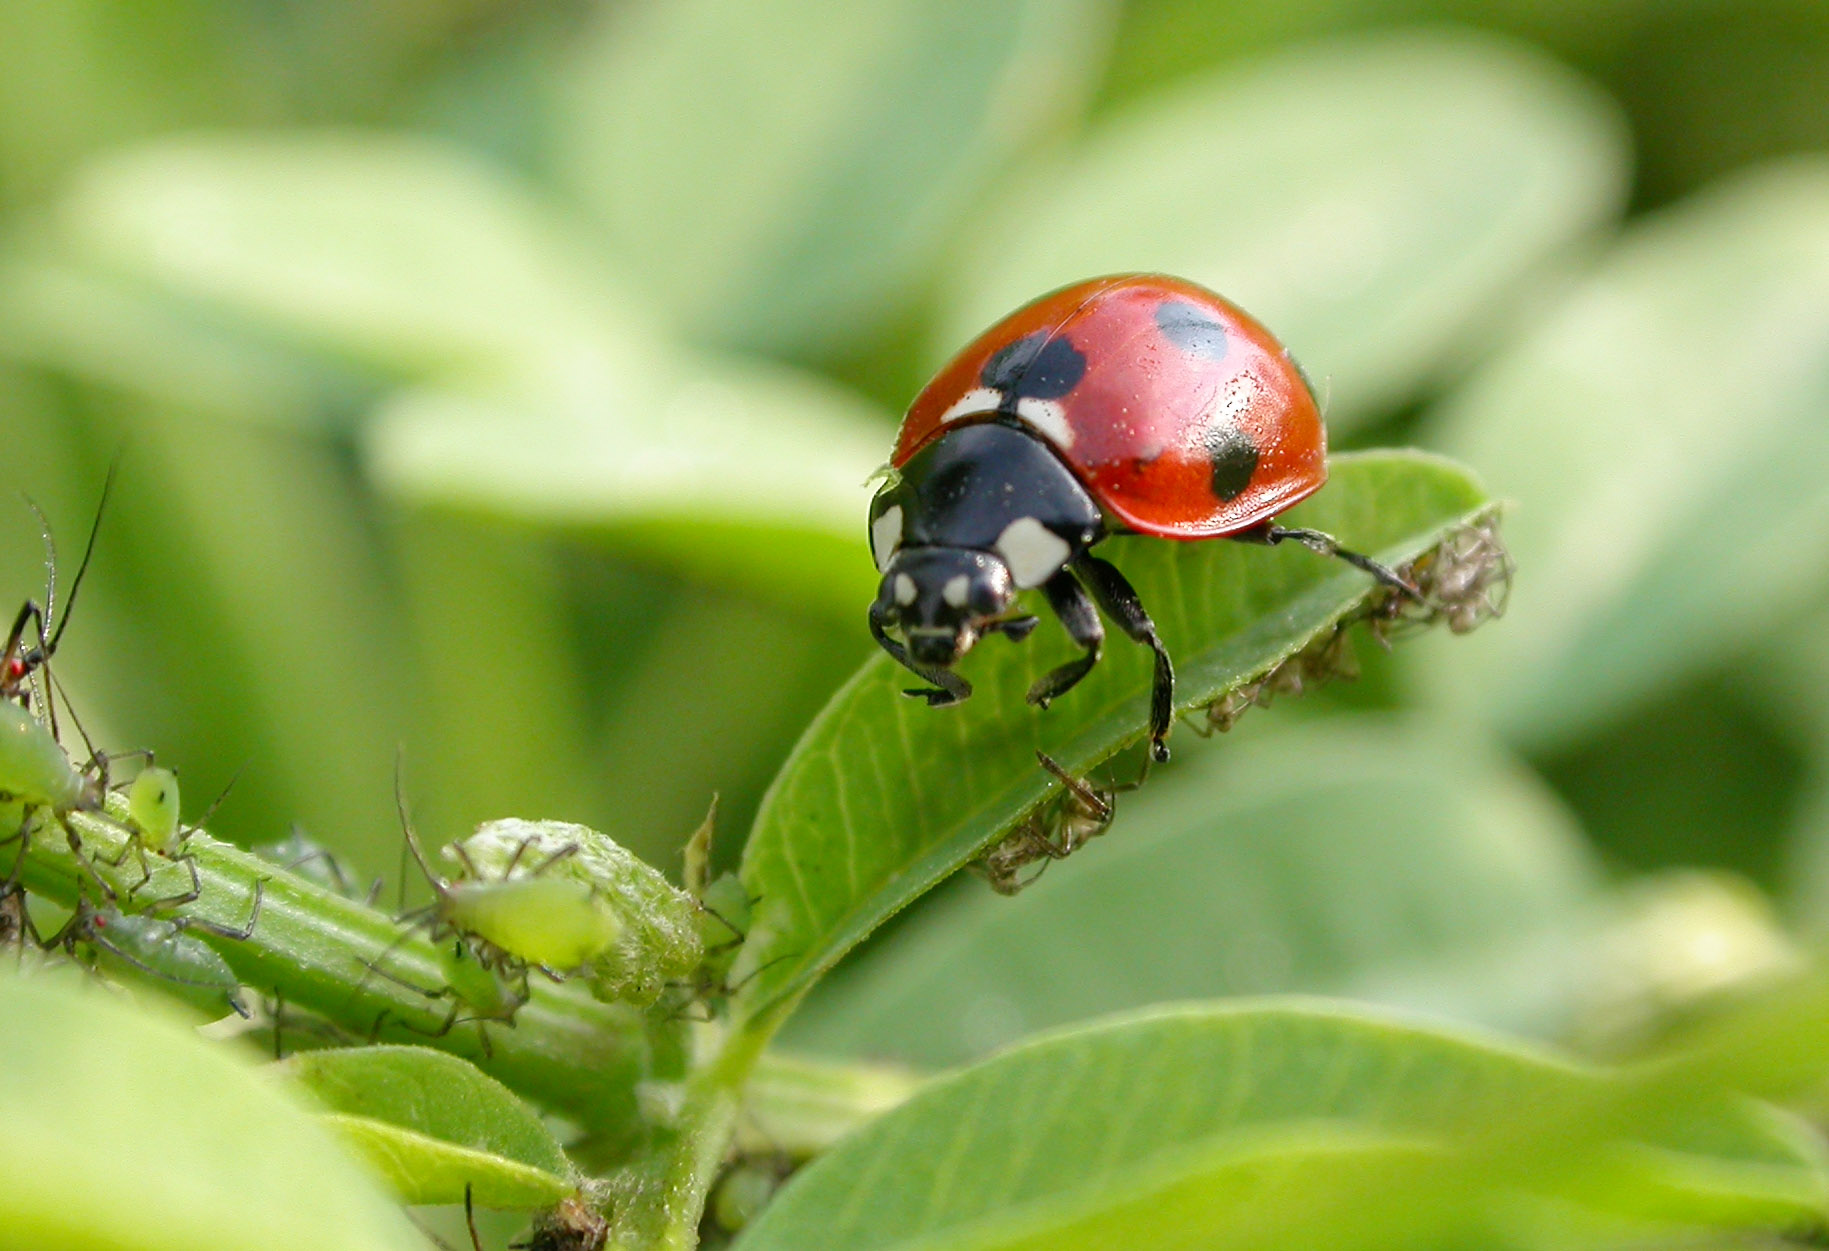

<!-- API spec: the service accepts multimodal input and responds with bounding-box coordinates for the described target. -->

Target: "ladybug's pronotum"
[868,274,1415,762]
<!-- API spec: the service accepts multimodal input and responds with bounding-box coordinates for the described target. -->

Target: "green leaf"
[938,29,1627,431]
[35,133,637,380]
[363,351,892,622]
[287,1045,572,1181]
[553,0,1116,356]
[733,1002,1828,1251]
[735,451,1496,1017]
[317,1114,572,1209]
[783,716,1603,1067]
[0,970,424,1251]
[1425,159,1829,747]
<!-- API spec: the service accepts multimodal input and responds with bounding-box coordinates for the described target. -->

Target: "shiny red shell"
[894,275,1327,539]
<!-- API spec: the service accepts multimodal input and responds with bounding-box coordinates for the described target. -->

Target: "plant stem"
[738,1049,921,1158]
[6,811,682,1141]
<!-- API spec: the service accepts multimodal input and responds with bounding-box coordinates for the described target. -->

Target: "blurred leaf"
[0,1,263,206]
[1424,159,1829,749]
[939,29,1627,431]
[318,1114,571,1209]
[364,354,893,623]
[37,133,636,383]
[1791,770,1829,937]
[1535,671,1808,889]
[0,971,424,1251]
[736,1003,1828,1251]
[554,0,1116,357]
[736,452,1495,1017]
[290,1045,573,1207]
[783,716,1602,1067]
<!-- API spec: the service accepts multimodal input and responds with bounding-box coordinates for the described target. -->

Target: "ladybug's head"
[874,547,1016,667]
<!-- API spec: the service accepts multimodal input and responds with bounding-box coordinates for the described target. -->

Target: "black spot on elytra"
[1206,425,1259,501]
[1155,300,1228,360]
[981,331,1086,402]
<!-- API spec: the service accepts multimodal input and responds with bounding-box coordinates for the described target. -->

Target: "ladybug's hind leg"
[1070,556,1176,763]
[1257,526,1421,600]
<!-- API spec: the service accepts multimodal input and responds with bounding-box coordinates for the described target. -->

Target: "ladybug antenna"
[862,462,901,491]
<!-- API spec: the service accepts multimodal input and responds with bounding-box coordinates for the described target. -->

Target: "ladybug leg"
[1260,527,1422,600]
[1073,555,1175,763]
[1026,570,1103,713]
[986,614,1041,642]
[868,600,972,707]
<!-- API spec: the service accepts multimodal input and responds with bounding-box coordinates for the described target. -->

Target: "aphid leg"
[1073,554,1175,762]
[868,600,971,706]
[132,853,203,911]
[1258,525,1422,601]
[1035,752,1114,827]
[61,821,118,901]
[170,877,266,942]
[1026,569,1103,711]
[464,1185,483,1251]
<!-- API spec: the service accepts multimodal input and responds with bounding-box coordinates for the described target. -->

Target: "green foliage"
[1427,160,1829,749]
[2,2,1829,1248]
[287,1046,574,1207]
[736,1003,1828,1251]
[784,716,1604,1066]
[0,973,423,1251]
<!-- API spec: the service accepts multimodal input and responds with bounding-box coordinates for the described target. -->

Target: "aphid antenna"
[40,459,116,660]
[393,754,450,908]
[174,759,250,853]
[41,664,102,765]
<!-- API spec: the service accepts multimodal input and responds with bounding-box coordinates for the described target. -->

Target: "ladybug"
[867,274,1415,762]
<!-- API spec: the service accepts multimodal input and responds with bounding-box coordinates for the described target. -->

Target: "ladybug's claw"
[989,615,1040,643]
[904,686,965,707]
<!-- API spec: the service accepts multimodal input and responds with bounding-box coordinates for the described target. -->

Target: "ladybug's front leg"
[1026,570,1103,712]
[868,601,971,707]
[1073,555,1175,763]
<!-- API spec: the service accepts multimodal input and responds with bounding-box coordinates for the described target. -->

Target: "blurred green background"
[2,0,1827,1066]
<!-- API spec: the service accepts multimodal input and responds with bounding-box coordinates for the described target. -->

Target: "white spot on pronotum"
[939,387,1003,425]
[1013,398,1074,448]
[871,504,903,572]
[894,573,918,606]
[995,517,1070,589]
[942,575,970,608]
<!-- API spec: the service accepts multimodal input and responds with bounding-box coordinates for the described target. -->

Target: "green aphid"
[402,809,622,980]
[126,765,182,856]
[44,886,263,1020]
[451,818,702,1008]
[682,799,751,992]
[0,701,109,897]
[442,873,622,973]
[0,700,93,816]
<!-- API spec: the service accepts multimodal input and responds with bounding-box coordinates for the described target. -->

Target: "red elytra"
[894,274,1327,539]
